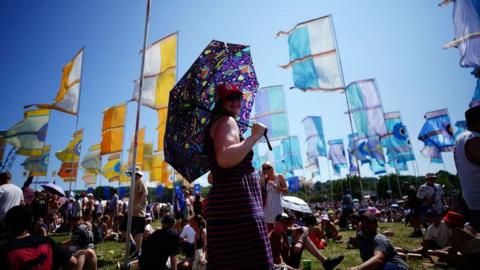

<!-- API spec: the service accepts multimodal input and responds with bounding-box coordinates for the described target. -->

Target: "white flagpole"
[329,15,363,198]
[124,0,151,264]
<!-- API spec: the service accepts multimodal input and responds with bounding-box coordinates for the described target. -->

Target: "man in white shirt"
[417,173,446,215]
[423,210,451,251]
[179,220,196,259]
[0,172,24,222]
[454,105,480,232]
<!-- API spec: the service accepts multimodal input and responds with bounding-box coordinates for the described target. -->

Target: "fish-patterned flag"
[21,145,51,176]
[102,153,121,182]
[277,15,343,91]
[418,109,455,162]
[27,49,84,114]
[302,116,327,164]
[80,144,101,174]
[100,103,126,155]
[327,139,347,176]
[4,109,50,156]
[56,129,83,163]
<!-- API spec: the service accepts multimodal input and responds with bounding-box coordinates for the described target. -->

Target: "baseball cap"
[217,83,242,100]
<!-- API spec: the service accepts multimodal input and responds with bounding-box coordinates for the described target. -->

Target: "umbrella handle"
[264,130,272,151]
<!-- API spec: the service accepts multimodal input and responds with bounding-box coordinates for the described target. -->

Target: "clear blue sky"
[0,0,474,191]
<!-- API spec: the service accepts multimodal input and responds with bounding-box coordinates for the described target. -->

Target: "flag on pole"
[254,86,289,141]
[100,103,126,155]
[156,108,168,152]
[4,109,50,156]
[346,79,387,137]
[266,145,286,175]
[26,49,84,114]
[21,145,51,176]
[80,144,101,174]
[327,139,347,176]
[102,153,121,182]
[443,0,480,68]
[347,150,359,176]
[128,127,145,168]
[281,136,304,173]
[366,137,386,175]
[383,112,415,165]
[277,15,343,91]
[151,153,170,187]
[132,32,177,110]
[143,142,153,172]
[58,162,78,182]
[418,109,455,162]
[56,129,83,163]
[82,172,96,186]
[302,116,327,164]
[287,176,300,193]
[119,163,130,183]
[305,158,321,180]
[348,133,370,164]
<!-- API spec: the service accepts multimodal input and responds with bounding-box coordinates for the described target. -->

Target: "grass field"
[51,221,452,270]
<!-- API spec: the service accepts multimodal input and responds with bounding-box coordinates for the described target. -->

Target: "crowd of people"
[0,85,479,270]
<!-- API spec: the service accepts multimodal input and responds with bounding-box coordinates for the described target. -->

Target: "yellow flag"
[143,142,153,172]
[128,127,145,168]
[151,153,171,187]
[156,108,168,151]
[119,163,130,183]
[56,129,83,162]
[101,103,126,155]
[132,32,177,110]
[102,153,121,182]
[31,49,83,115]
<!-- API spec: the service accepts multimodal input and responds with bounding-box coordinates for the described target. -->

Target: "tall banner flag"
[443,0,480,68]
[327,139,347,176]
[128,127,145,168]
[56,129,83,163]
[454,120,467,138]
[151,153,171,188]
[277,15,343,91]
[100,103,126,155]
[157,108,168,152]
[418,109,455,162]
[26,49,84,114]
[348,133,370,164]
[287,176,300,193]
[21,145,51,176]
[254,86,289,141]
[102,153,121,182]
[383,112,415,170]
[367,137,387,175]
[82,172,96,186]
[266,145,286,175]
[143,142,153,172]
[4,109,50,156]
[345,79,387,137]
[347,150,359,176]
[132,32,177,110]
[58,162,78,182]
[80,144,101,174]
[281,136,304,173]
[302,116,327,164]
[305,158,321,180]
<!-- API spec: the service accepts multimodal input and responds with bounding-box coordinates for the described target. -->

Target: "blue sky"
[0,0,474,190]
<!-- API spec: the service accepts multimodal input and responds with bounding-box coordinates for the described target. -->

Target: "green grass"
[50,221,452,270]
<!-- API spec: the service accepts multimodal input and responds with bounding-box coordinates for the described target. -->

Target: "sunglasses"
[224,93,243,102]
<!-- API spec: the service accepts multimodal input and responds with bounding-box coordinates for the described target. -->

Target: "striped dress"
[205,135,273,270]
[264,176,284,224]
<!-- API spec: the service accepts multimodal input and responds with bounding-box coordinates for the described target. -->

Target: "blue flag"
[281,136,304,172]
[328,139,347,176]
[418,109,454,163]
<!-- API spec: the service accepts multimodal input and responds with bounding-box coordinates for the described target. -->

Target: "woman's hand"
[251,122,267,141]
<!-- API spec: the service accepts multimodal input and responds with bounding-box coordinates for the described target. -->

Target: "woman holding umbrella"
[204,83,273,269]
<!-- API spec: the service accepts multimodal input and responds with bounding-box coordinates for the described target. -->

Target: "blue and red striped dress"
[205,134,273,270]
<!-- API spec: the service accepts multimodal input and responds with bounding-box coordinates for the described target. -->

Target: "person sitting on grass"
[346,212,408,270]
[0,205,83,270]
[408,209,450,256]
[319,214,342,242]
[270,213,344,270]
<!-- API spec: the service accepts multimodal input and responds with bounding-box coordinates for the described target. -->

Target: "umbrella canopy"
[281,195,312,214]
[41,183,66,197]
[164,40,259,182]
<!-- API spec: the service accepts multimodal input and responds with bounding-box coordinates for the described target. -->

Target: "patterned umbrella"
[164,40,258,182]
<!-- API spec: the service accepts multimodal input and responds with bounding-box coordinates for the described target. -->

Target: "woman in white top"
[261,161,288,232]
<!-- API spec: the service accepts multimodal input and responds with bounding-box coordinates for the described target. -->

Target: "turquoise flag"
[281,136,303,172]
[254,85,289,142]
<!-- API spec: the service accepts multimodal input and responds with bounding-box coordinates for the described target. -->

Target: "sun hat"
[126,166,144,177]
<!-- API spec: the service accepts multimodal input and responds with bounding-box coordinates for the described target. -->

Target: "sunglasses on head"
[224,93,243,102]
